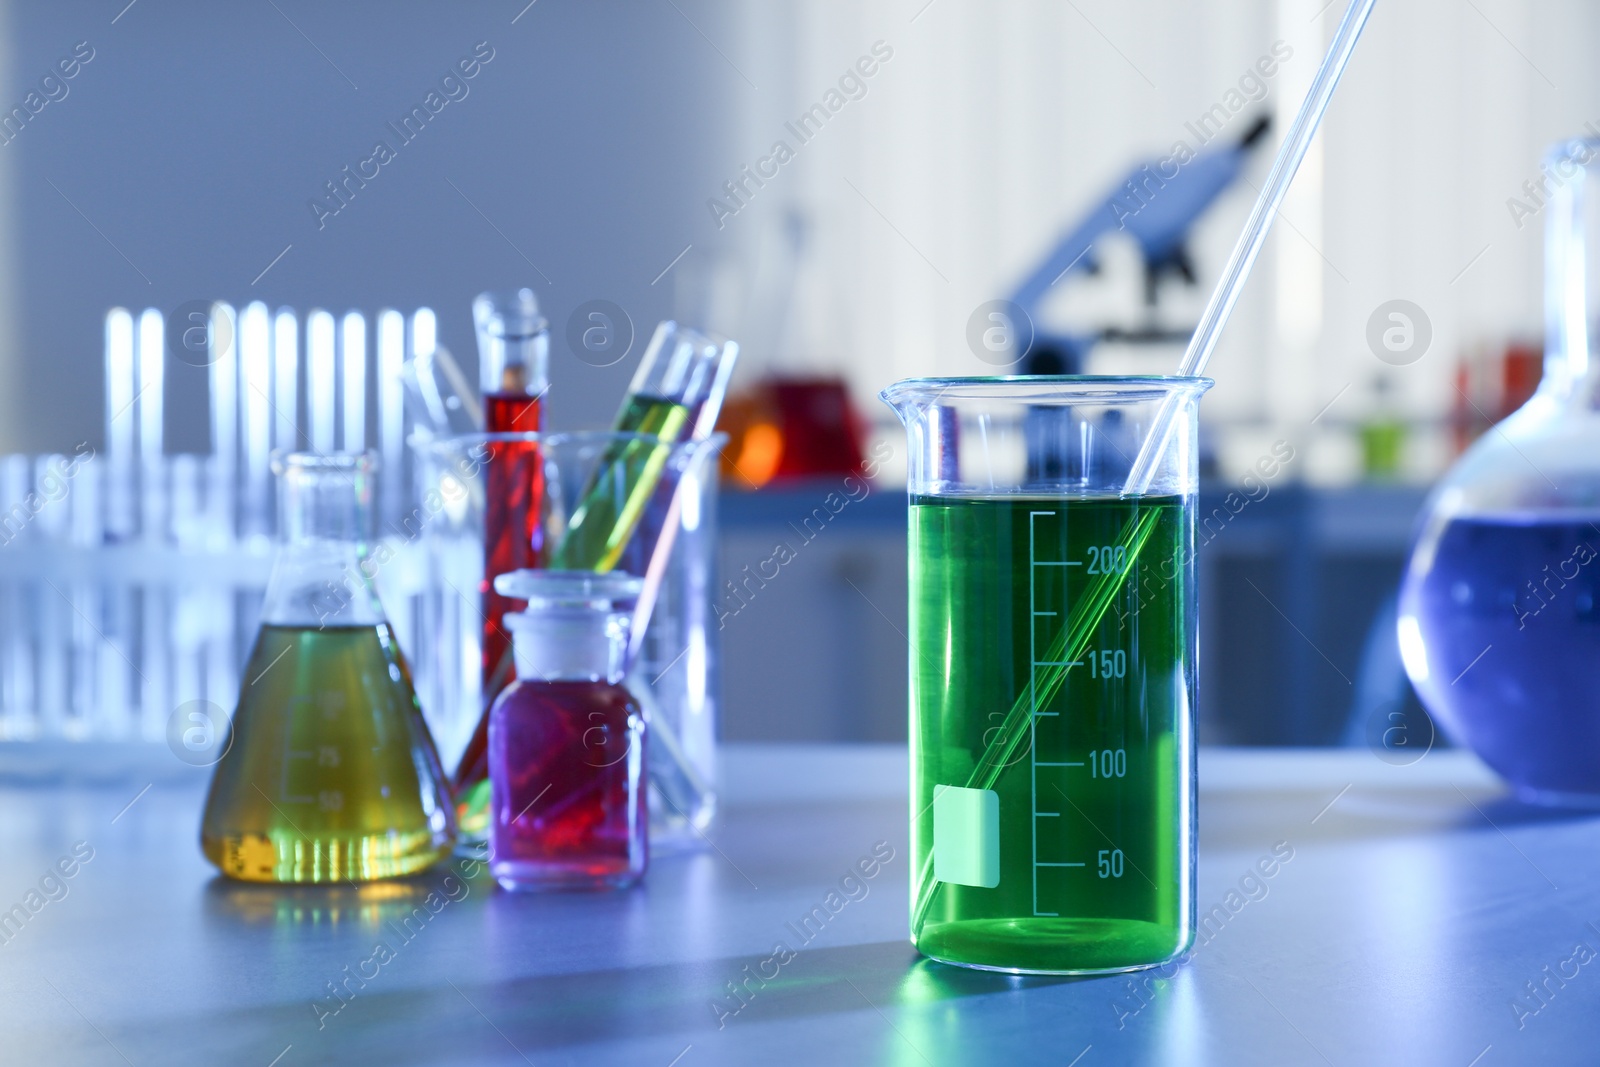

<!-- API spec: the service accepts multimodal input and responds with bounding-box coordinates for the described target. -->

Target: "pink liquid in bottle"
[490,679,645,888]
[487,570,646,891]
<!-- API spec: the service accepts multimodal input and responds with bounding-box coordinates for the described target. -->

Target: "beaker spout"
[879,381,944,429]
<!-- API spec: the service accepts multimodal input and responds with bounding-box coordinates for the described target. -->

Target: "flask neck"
[261,452,386,628]
[1542,139,1600,408]
[1539,349,1600,409]
[508,607,630,683]
[279,458,375,543]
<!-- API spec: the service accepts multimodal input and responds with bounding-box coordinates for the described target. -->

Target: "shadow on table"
[200,851,495,929]
[82,938,1098,1063]
[1451,794,1600,830]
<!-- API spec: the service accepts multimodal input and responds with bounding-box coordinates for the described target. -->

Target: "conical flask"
[1399,137,1600,803]
[201,452,457,881]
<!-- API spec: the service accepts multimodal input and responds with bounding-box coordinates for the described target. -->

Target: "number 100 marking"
[1089,748,1126,778]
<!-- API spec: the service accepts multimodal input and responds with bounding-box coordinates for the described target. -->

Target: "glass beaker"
[1399,138,1600,804]
[200,452,457,882]
[488,570,647,890]
[419,431,722,852]
[882,376,1210,974]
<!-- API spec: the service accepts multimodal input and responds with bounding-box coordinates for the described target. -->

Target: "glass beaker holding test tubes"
[882,375,1210,974]
[420,430,724,853]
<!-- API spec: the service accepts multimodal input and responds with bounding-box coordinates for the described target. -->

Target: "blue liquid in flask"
[1401,513,1600,801]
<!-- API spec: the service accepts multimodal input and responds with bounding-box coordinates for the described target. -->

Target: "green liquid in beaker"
[201,624,456,883]
[909,493,1193,973]
[548,393,692,572]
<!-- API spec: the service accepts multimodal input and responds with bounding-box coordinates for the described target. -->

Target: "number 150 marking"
[1087,649,1126,679]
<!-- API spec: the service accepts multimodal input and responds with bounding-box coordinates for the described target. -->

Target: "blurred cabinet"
[716,483,1429,746]
[1194,485,1428,745]
[716,488,907,742]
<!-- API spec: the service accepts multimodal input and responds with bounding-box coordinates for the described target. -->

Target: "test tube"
[207,302,238,544]
[341,311,366,453]
[95,314,135,737]
[169,453,204,737]
[204,303,241,710]
[32,458,65,741]
[377,309,405,530]
[240,302,273,541]
[273,308,300,455]
[137,308,165,542]
[548,323,737,572]
[204,564,234,740]
[307,310,337,454]
[411,307,436,360]
[104,309,135,542]
[134,308,170,736]
[1,456,34,739]
[69,459,124,741]
[475,289,548,432]
[472,291,547,710]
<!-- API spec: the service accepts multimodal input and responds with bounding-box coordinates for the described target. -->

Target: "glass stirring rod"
[1122,0,1378,497]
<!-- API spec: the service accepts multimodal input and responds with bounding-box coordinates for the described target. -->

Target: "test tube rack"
[0,302,449,777]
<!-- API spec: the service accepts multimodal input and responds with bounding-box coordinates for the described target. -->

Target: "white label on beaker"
[933,785,999,888]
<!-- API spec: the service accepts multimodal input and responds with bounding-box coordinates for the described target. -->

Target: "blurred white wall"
[0,0,735,454]
[0,1,21,452]
[713,0,1600,482]
[4,0,1598,478]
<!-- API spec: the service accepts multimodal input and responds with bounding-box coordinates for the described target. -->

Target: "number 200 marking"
[1085,545,1127,574]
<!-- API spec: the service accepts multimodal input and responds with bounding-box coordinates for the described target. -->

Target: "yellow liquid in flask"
[201,623,457,883]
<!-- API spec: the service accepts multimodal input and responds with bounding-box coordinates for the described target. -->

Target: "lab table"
[0,744,1593,1065]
